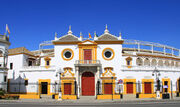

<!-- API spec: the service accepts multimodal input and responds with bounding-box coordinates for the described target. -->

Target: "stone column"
[97,66,100,79]
[3,54,5,68]
[75,67,80,99]
[95,66,100,96]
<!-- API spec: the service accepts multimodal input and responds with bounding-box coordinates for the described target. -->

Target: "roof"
[8,47,34,56]
[96,33,119,41]
[58,34,79,41]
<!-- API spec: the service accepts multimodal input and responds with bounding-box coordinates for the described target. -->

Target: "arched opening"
[171,61,174,67]
[136,57,143,66]
[151,59,157,66]
[158,60,163,67]
[81,72,95,96]
[144,58,150,66]
[0,50,4,67]
[126,57,132,66]
[0,50,3,56]
[164,60,170,66]
[175,62,179,67]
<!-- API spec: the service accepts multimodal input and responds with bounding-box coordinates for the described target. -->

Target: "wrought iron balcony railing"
[20,65,56,71]
[75,60,101,66]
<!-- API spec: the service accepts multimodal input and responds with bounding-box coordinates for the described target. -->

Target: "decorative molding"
[102,48,115,61]
[61,48,74,61]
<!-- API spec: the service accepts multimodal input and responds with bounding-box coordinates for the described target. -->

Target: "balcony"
[122,65,180,72]
[75,60,101,67]
[20,66,56,72]
[0,34,9,41]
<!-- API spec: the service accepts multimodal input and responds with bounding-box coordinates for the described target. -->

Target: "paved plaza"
[1,97,180,105]
[1,99,180,107]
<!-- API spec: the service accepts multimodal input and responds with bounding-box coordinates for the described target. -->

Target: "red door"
[144,82,152,94]
[64,83,71,95]
[82,72,95,96]
[126,82,133,94]
[84,49,92,64]
[104,83,112,94]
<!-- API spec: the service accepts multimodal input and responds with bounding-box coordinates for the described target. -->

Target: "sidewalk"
[0,97,180,104]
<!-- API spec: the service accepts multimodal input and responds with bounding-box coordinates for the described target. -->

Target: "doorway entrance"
[81,72,95,96]
[64,83,72,95]
[41,82,48,94]
[38,79,50,95]
[104,83,112,94]
[126,82,133,94]
[144,82,152,94]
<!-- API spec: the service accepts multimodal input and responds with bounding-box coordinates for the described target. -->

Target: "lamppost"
[97,79,100,95]
[55,69,63,100]
[111,77,114,101]
[152,67,161,99]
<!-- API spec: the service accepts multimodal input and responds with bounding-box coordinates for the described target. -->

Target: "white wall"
[8,70,57,93]
[54,44,79,73]
[40,56,55,66]
[7,54,26,79]
[97,44,123,75]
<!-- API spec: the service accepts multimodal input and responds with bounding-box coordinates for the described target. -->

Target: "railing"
[75,60,101,66]
[0,35,9,41]
[122,65,180,72]
[20,65,56,71]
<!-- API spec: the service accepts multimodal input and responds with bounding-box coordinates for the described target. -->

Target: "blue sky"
[0,0,180,51]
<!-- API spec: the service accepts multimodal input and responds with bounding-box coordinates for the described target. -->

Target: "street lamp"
[97,79,100,95]
[111,77,114,101]
[152,67,161,99]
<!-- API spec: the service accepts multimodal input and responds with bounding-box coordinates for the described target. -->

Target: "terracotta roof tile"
[96,34,118,41]
[8,47,34,56]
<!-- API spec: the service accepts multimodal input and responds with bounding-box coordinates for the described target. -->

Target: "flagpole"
[6,24,10,37]
[5,24,7,35]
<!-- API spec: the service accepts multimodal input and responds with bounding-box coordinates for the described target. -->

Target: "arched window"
[158,60,163,66]
[151,59,157,66]
[136,57,143,66]
[126,57,132,68]
[44,57,51,68]
[144,58,150,66]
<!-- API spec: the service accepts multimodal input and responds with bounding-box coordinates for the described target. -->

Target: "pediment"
[82,41,94,44]
[61,67,74,78]
[102,67,115,77]
[78,40,97,46]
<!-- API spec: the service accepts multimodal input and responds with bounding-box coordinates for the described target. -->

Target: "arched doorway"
[81,72,95,96]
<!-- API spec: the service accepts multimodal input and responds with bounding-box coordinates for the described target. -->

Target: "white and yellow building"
[0,34,10,91]
[1,26,180,100]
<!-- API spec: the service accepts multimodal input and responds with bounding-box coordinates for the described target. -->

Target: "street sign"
[118,79,123,84]
[163,85,168,88]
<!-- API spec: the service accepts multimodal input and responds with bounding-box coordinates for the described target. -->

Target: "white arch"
[151,59,157,66]
[158,60,163,66]
[171,61,174,67]
[0,48,5,55]
[175,62,179,67]
[144,58,150,66]
[136,57,143,66]
[164,60,170,66]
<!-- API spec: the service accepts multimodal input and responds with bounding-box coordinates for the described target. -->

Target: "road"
[0,102,180,107]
